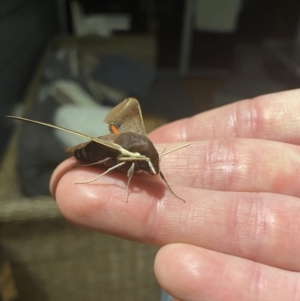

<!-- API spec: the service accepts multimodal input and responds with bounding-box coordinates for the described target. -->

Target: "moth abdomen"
[70,141,118,164]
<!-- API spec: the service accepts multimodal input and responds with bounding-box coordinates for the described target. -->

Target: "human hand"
[51,89,300,301]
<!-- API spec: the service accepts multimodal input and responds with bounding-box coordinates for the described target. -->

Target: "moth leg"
[125,163,135,202]
[75,157,111,167]
[119,156,155,175]
[75,162,126,184]
[159,171,186,202]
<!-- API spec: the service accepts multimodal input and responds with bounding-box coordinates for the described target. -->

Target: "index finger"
[51,156,300,271]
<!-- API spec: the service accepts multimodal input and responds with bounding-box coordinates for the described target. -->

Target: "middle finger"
[160,139,300,198]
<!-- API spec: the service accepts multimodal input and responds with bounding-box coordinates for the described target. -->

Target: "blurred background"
[0,1,299,300]
[1,0,300,160]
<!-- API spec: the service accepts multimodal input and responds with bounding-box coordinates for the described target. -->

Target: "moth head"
[134,137,160,175]
[116,132,160,175]
[137,154,159,175]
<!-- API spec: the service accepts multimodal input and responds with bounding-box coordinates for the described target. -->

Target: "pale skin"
[50,89,300,301]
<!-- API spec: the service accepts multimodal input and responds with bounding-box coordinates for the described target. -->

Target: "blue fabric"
[161,290,174,301]
[92,54,155,101]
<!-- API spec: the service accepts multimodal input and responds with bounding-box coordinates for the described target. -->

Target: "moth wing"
[104,98,147,136]
[66,134,121,155]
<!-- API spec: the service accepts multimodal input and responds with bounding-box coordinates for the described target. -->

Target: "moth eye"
[137,161,152,174]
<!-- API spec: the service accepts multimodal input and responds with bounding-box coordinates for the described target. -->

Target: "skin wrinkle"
[244,98,260,139]
[238,193,300,268]
[274,102,289,140]
[178,203,192,236]
[273,208,300,265]
[262,96,290,139]
[172,191,212,244]
[217,257,244,300]
[121,186,168,242]
[229,103,239,138]
[219,139,300,194]
[159,142,202,189]
[179,117,189,142]
[160,152,189,186]
[188,151,203,188]
[186,142,212,189]
[207,117,216,140]
[285,208,300,236]
[189,109,222,141]
[211,139,243,191]
[224,140,238,190]
[258,96,294,142]
[227,193,266,260]
[206,140,225,189]
[267,271,300,301]
[269,104,285,137]
[188,139,262,191]
[246,195,267,261]
[273,199,300,270]
[203,141,214,188]
[179,197,199,238]
[206,112,221,140]
[249,260,265,301]
[213,111,230,139]
[292,277,300,300]
[142,192,164,242]
[144,187,192,243]
[203,197,234,248]
[227,193,243,254]
[296,162,300,193]
[173,153,190,176]
[270,147,300,196]
[185,204,204,238]
[197,140,248,191]
[246,142,260,191]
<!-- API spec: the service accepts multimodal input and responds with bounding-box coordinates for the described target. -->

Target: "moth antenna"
[6,115,120,151]
[159,142,193,157]
[158,147,166,156]
[159,171,186,202]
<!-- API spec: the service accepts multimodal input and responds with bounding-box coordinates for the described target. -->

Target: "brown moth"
[7,98,191,202]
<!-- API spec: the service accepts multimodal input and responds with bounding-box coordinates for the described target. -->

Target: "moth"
[7,98,191,202]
